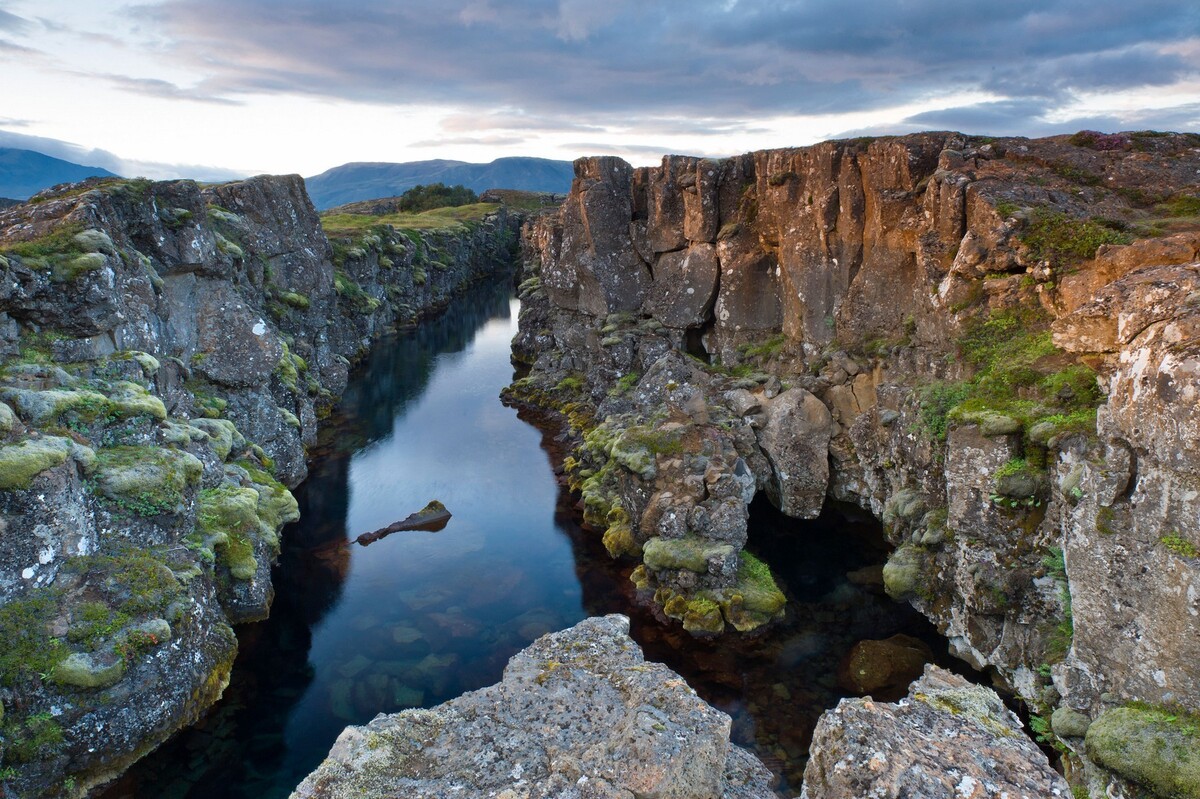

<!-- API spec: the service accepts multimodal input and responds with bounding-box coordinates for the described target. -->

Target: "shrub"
[1020,207,1132,266]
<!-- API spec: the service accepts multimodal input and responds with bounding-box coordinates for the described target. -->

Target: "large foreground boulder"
[292,614,776,799]
[802,665,1070,799]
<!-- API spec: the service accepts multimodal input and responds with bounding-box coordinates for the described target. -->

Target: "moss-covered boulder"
[0,436,73,490]
[94,445,203,516]
[53,651,126,690]
[883,543,929,601]
[1,387,109,425]
[192,418,242,461]
[196,485,262,580]
[107,381,167,421]
[1085,705,1200,798]
[642,536,735,573]
[0,401,14,434]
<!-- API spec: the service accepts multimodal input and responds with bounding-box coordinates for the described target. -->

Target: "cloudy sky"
[1,0,1198,179]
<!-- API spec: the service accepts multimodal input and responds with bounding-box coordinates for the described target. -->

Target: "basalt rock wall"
[513,131,1200,797]
[0,175,521,797]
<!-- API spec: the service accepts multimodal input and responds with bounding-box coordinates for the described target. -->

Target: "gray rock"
[1051,706,1091,738]
[756,388,833,518]
[802,665,1071,799]
[292,615,775,799]
[645,244,720,328]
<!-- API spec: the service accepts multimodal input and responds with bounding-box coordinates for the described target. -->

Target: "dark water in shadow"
[101,276,956,798]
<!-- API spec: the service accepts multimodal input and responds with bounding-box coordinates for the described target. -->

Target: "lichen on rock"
[292,615,777,799]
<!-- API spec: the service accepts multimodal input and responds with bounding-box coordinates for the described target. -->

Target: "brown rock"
[836,633,935,698]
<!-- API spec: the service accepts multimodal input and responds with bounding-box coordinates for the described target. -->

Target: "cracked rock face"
[292,615,776,799]
[801,665,1070,799]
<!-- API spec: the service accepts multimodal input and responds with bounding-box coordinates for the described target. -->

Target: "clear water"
[101,276,950,798]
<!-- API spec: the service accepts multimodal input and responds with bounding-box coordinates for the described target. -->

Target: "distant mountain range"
[305,157,575,210]
[0,147,120,200]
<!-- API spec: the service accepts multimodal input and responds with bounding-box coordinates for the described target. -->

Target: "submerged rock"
[292,614,776,799]
[802,665,1070,799]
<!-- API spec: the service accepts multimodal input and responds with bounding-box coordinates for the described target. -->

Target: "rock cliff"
[0,175,521,797]
[508,131,1200,797]
[293,614,777,799]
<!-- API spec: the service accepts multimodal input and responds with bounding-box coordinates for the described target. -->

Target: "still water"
[102,276,946,798]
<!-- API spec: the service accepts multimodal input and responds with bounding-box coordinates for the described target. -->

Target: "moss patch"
[642,536,735,573]
[94,445,203,516]
[0,590,67,687]
[0,436,72,490]
[1086,705,1200,798]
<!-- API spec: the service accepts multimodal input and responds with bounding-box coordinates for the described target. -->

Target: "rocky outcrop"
[293,614,776,799]
[508,131,1200,794]
[0,175,522,796]
[801,665,1070,799]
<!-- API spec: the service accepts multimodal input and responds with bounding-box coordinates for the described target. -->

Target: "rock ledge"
[293,614,776,799]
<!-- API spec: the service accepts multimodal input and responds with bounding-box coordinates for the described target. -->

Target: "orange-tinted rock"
[836,633,934,697]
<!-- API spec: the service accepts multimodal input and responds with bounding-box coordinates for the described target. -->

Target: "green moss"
[94,445,204,516]
[601,505,639,558]
[249,471,300,533]
[280,291,310,309]
[555,375,585,393]
[1086,705,1200,798]
[1161,534,1199,559]
[0,591,67,687]
[732,552,787,615]
[66,549,184,616]
[0,222,86,261]
[196,485,263,580]
[642,537,735,573]
[883,543,929,601]
[191,417,241,461]
[1042,547,1074,661]
[922,310,1102,445]
[1,711,64,763]
[0,436,72,489]
[107,381,167,421]
[1020,207,1132,267]
[53,651,126,690]
[334,269,381,312]
[67,600,130,650]
[739,334,788,360]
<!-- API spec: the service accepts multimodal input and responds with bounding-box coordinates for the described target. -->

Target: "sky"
[0,0,1198,180]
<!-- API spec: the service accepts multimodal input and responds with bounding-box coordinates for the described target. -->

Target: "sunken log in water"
[353,500,452,546]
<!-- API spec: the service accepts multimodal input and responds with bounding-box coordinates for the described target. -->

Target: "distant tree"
[398,183,478,212]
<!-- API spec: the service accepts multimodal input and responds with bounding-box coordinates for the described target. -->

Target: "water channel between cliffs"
[101,275,953,798]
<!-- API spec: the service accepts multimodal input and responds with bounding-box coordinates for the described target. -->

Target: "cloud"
[0,7,28,32]
[410,135,528,147]
[132,0,1199,131]
[439,112,605,134]
[565,142,729,160]
[89,73,243,106]
[0,35,36,54]
[0,128,249,182]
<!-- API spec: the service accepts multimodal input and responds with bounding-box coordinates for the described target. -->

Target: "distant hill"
[0,197,21,210]
[0,147,120,200]
[305,156,575,210]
